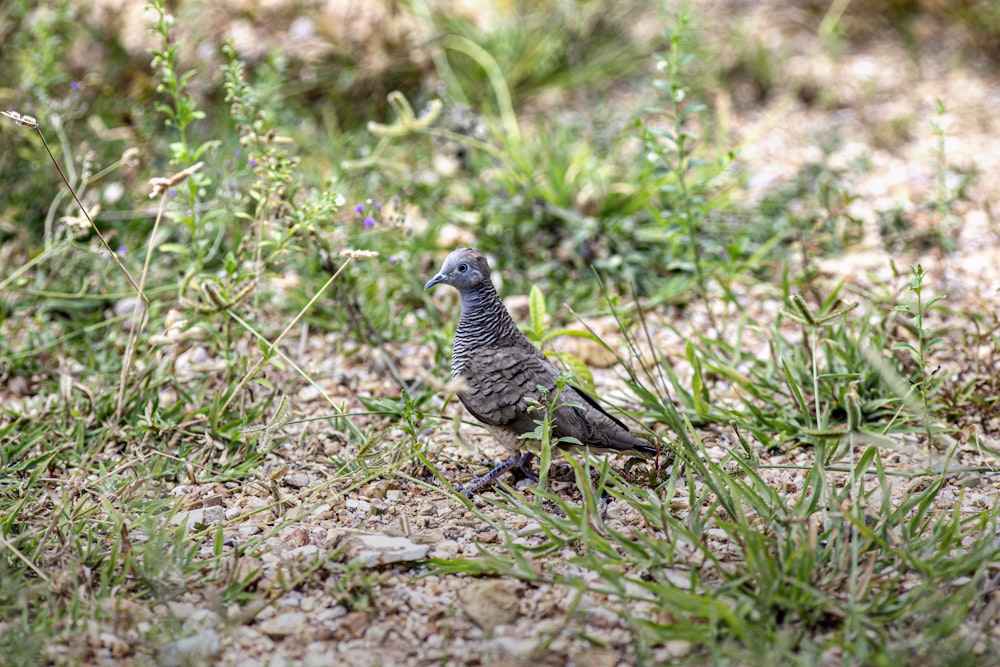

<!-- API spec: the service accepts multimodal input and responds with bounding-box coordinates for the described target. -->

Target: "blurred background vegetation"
[1,0,997,316]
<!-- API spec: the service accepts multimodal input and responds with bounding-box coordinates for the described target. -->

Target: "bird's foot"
[459,452,535,497]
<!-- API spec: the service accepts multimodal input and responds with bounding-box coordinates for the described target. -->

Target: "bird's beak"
[424,274,446,290]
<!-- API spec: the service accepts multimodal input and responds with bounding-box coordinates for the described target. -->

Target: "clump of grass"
[890,264,952,453]
[0,0,410,660]
[427,0,653,109]
[637,10,734,311]
[429,266,999,662]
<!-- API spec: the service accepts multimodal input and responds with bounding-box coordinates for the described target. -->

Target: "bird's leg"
[514,452,538,483]
[460,451,536,496]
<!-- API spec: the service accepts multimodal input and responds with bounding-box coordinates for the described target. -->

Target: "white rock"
[284,473,311,489]
[664,639,694,658]
[315,605,348,622]
[429,540,459,559]
[282,545,321,561]
[170,506,225,531]
[238,523,262,538]
[297,385,321,402]
[165,601,197,619]
[158,629,222,667]
[190,609,220,626]
[345,498,371,513]
[259,611,307,638]
[492,635,538,658]
[304,643,341,667]
[343,533,430,567]
[276,591,303,609]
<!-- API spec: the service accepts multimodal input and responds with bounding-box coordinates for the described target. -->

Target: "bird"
[424,247,658,495]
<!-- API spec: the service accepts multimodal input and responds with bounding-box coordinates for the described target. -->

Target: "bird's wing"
[564,384,631,432]
[555,386,655,454]
[458,344,654,454]
[457,343,559,433]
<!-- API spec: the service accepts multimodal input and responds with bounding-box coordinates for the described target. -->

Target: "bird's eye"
[456,263,469,273]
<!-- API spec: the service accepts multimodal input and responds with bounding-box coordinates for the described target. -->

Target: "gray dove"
[425,247,657,494]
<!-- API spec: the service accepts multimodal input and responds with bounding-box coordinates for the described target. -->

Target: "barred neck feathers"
[451,283,519,377]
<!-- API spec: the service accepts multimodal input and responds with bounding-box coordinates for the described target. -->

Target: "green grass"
[1,0,999,664]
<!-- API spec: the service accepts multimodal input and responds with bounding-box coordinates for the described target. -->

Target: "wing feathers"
[456,343,653,455]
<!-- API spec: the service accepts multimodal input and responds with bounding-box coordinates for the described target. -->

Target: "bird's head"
[424,247,492,292]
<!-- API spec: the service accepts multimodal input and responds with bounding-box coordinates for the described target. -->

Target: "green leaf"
[685,341,709,420]
[192,139,221,160]
[158,243,192,256]
[926,294,948,308]
[780,357,809,418]
[549,351,596,396]
[529,284,546,345]
[541,327,604,346]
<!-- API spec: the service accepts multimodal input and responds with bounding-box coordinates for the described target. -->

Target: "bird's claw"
[455,452,536,497]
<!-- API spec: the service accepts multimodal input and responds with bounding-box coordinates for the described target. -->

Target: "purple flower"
[248,159,258,167]
[168,188,178,197]
[363,217,375,228]
[235,149,242,158]
[375,201,382,211]
[388,255,398,265]
[117,245,127,255]
[354,204,365,214]
[71,81,81,90]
